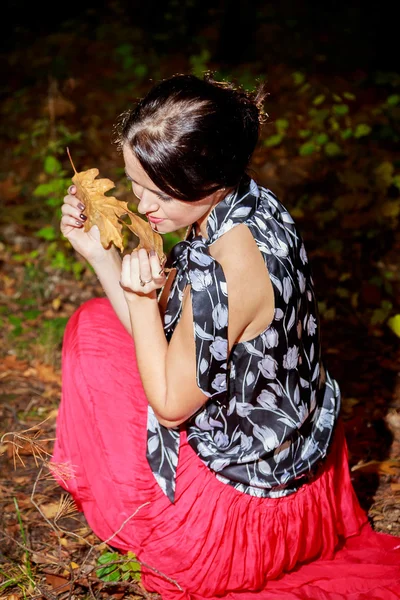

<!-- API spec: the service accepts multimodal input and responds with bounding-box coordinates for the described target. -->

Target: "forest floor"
[1,14,400,600]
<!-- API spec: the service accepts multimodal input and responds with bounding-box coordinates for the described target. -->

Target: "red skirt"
[52,298,400,599]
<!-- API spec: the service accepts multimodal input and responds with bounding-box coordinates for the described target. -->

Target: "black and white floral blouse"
[146,176,341,503]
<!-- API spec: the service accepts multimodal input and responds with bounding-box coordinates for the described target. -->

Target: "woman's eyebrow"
[125,169,169,197]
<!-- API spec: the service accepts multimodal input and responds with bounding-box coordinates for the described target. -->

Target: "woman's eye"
[157,193,173,202]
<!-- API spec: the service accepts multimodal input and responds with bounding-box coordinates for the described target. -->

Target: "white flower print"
[197,442,217,457]
[301,438,319,461]
[148,435,160,454]
[214,431,230,449]
[220,281,228,296]
[246,371,255,386]
[307,315,317,336]
[147,407,160,433]
[209,336,228,361]
[195,412,213,431]
[283,346,299,370]
[316,406,335,431]
[211,373,227,393]
[296,402,309,427]
[300,243,308,264]
[258,356,278,379]
[236,402,254,417]
[253,424,279,452]
[237,450,260,464]
[240,432,253,451]
[274,440,291,463]
[229,363,236,380]
[283,276,293,303]
[262,327,279,348]
[200,358,209,374]
[190,268,213,291]
[258,460,272,475]
[297,271,306,293]
[210,457,231,471]
[227,396,236,416]
[274,308,284,320]
[190,247,214,267]
[212,303,229,329]
[257,390,278,410]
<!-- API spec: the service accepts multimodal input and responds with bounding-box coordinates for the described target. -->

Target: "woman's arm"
[91,247,132,335]
[121,224,274,428]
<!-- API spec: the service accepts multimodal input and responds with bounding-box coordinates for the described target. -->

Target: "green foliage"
[292,72,305,86]
[354,124,372,138]
[96,551,141,583]
[189,49,210,79]
[115,44,148,78]
[299,142,316,156]
[36,226,57,241]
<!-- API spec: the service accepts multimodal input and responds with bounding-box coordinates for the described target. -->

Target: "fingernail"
[75,220,83,227]
[78,203,85,210]
[149,249,156,256]
[80,213,87,221]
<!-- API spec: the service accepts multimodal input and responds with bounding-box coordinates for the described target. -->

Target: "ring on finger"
[139,277,153,287]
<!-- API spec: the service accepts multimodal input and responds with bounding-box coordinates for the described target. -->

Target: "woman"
[53,74,400,599]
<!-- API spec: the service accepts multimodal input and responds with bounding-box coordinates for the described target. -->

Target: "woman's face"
[123,144,221,237]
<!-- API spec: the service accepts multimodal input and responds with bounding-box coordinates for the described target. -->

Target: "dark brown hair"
[115,73,268,201]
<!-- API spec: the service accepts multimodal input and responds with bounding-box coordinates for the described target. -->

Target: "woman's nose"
[137,190,159,215]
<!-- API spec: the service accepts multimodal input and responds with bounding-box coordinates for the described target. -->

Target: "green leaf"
[332,94,342,102]
[299,142,316,156]
[44,155,62,175]
[388,315,400,337]
[264,133,283,147]
[292,72,305,86]
[276,118,289,133]
[34,183,55,197]
[23,310,40,320]
[324,142,342,157]
[97,551,119,565]
[354,124,372,138]
[333,104,349,116]
[299,129,311,138]
[315,133,329,145]
[387,94,400,106]
[97,568,121,582]
[313,94,325,106]
[340,128,353,140]
[343,92,356,101]
[393,175,400,190]
[35,226,57,241]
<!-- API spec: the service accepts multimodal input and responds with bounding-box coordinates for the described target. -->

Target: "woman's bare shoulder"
[209,224,275,344]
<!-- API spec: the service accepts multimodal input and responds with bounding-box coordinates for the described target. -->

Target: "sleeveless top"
[146,176,341,503]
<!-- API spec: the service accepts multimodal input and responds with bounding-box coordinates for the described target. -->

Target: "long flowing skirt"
[52,298,400,599]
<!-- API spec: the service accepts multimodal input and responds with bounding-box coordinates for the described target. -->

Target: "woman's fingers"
[149,250,167,285]
[61,215,84,230]
[120,249,166,295]
[61,199,87,222]
[137,248,153,286]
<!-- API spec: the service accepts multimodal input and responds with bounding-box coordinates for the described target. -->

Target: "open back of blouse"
[146,176,341,503]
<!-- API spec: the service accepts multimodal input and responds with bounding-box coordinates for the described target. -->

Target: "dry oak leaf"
[67,148,164,259]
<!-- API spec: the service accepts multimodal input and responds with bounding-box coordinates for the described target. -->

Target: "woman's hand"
[120,248,166,301]
[60,185,110,264]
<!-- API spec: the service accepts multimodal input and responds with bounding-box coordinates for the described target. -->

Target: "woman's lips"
[147,215,165,224]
